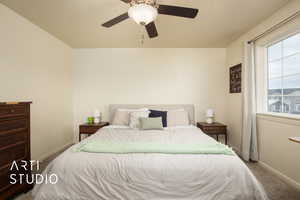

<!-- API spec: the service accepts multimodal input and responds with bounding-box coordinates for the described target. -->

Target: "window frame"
[295,104,300,112]
[265,31,300,115]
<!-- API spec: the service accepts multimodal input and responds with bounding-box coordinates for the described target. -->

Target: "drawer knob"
[11,109,15,113]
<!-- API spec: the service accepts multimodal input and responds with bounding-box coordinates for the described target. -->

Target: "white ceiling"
[0,0,290,48]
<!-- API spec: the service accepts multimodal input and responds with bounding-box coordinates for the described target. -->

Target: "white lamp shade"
[128,4,158,25]
[93,109,100,118]
[206,109,214,117]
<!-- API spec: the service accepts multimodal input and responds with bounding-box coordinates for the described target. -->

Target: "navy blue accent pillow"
[149,110,167,127]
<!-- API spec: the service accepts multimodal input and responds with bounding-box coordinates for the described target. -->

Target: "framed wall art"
[230,64,242,93]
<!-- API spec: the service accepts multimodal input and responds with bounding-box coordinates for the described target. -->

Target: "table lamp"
[93,109,101,124]
[206,109,214,124]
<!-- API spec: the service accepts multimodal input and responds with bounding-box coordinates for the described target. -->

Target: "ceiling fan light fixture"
[128,4,158,26]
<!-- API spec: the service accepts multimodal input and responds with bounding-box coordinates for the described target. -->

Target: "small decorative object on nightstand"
[79,122,109,141]
[197,122,227,144]
[87,116,94,124]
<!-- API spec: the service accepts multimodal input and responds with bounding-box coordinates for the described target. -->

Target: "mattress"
[32,125,268,200]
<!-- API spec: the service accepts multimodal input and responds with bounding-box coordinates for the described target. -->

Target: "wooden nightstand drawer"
[79,126,101,134]
[79,122,109,141]
[202,126,226,134]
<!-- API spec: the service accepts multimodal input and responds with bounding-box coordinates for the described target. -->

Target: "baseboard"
[258,161,300,191]
[229,144,241,156]
[36,142,74,163]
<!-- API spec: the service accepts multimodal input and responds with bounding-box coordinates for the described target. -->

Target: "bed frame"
[109,104,195,125]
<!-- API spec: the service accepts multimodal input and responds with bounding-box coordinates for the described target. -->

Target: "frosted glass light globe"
[128,4,158,25]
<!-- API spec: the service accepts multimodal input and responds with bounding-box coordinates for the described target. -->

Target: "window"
[267,33,300,114]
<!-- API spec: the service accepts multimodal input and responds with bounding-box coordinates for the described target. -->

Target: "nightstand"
[197,122,227,144]
[79,122,109,141]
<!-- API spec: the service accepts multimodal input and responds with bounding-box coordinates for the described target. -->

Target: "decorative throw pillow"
[139,117,163,130]
[111,108,148,126]
[167,110,189,127]
[129,111,150,129]
[149,110,167,127]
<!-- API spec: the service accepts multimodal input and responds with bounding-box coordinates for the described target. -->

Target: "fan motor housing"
[102,0,198,39]
[130,0,157,6]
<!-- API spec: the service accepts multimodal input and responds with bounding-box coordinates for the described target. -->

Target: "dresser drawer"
[0,160,30,192]
[0,129,27,147]
[0,105,27,118]
[0,118,28,133]
[0,143,27,167]
[0,166,11,192]
[0,102,31,199]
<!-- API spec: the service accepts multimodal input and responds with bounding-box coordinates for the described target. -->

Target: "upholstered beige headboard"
[109,104,195,125]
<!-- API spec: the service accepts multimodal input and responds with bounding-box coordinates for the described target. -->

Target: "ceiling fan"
[102,0,199,39]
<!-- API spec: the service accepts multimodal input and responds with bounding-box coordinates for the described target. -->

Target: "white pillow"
[129,111,150,129]
[167,110,189,127]
[166,108,184,112]
[112,108,148,126]
[118,108,148,112]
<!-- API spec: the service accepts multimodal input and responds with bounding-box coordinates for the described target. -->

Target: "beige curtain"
[241,42,258,162]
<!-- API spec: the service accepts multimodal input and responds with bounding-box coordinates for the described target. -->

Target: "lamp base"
[206,117,213,124]
[94,117,101,124]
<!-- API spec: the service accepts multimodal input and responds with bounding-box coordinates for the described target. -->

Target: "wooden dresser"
[0,102,32,199]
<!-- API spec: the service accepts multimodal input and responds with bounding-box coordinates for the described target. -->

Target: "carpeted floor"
[247,162,300,200]
[14,152,300,200]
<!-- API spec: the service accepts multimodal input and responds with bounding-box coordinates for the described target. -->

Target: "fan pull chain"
[140,33,145,47]
[139,25,145,47]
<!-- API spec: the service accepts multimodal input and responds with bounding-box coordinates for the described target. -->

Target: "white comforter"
[32,126,268,200]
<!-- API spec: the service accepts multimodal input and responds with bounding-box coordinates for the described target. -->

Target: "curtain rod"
[248,10,300,44]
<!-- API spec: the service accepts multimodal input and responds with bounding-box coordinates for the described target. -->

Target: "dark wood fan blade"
[120,0,131,3]
[145,22,158,38]
[158,4,198,18]
[102,13,129,28]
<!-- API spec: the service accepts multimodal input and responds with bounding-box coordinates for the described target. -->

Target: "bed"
[32,104,268,200]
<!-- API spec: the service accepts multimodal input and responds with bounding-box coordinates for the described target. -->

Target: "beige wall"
[226,0,300,189]
[2,0,299,190]
[0,4,73,161]
[73,48,227,141]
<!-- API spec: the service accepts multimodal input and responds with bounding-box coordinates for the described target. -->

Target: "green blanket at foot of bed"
[74,141,234,155]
